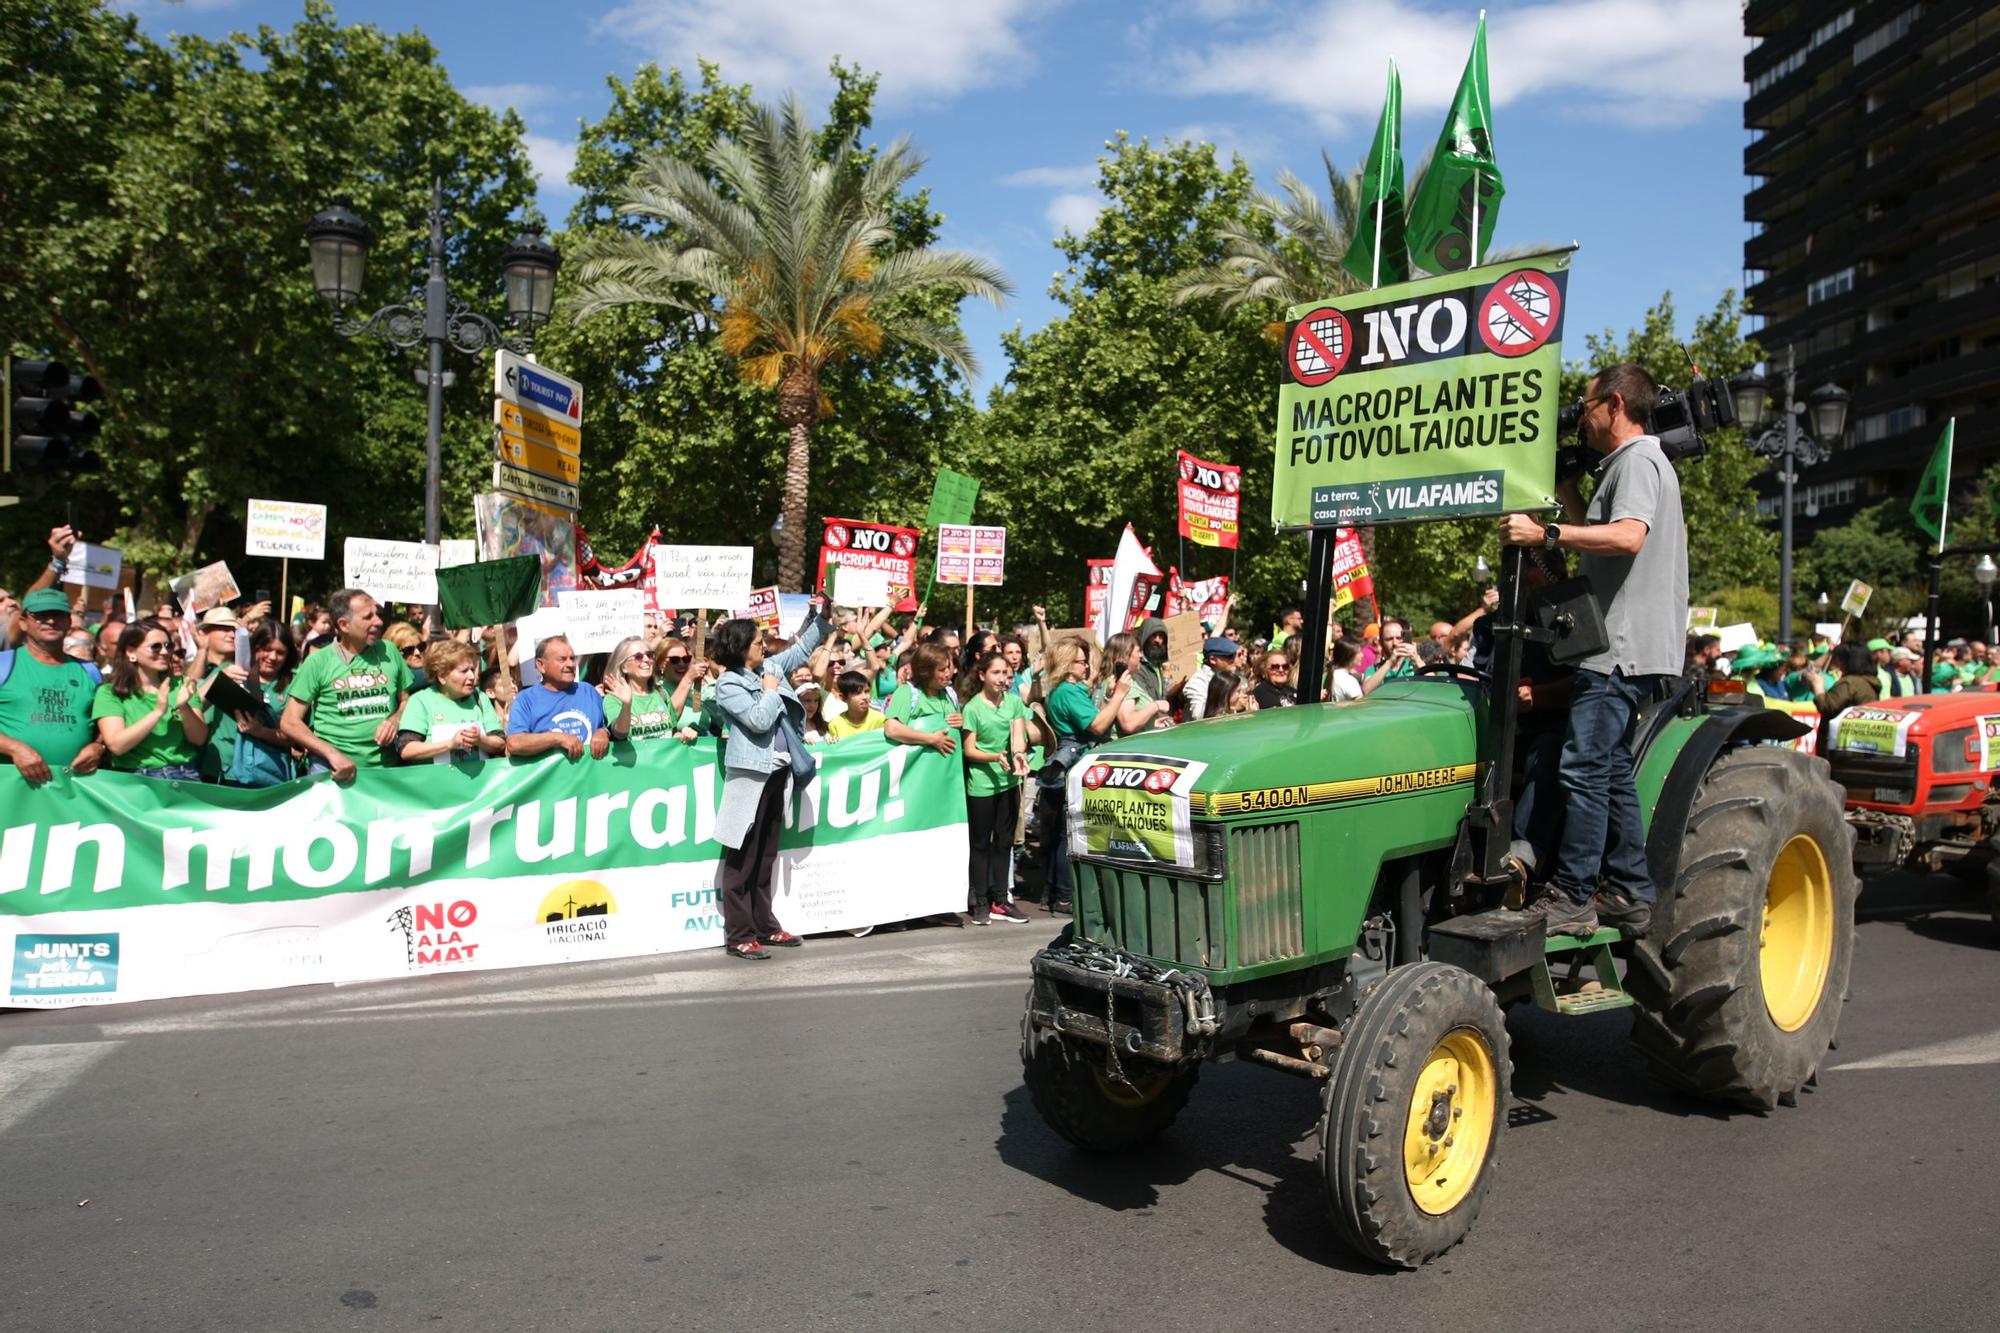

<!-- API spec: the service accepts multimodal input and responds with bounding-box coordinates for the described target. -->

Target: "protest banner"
[1976,714,2000,771]
[738,586,780,630]
[649,544,754,610]
[831,565,891,609]
[1828,705,1921,758]
[1176,450,1242,549]
[1068,753,1209,869]
[1166,572,1229,627]
[1084,559,1113,625]
[925,469,979,529]
[1840,580,1873,618]
[344,538,439,606]
[244,499,328,561]
[817,518,920,608]
[475,493,577,608]
[61,543,121,592]
[555,588,646,654]
[170,560,240,616]
[1272,251,1569,528]
[1164,611,1205,684]
[0,737,967,1008]
[1330,527,1375,610]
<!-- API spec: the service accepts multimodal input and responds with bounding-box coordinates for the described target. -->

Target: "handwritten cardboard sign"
[344,538,439,605]
[649,544,754,609]
[831,565,892,608]
[245,499,328,560]
[62,543,122,592]
[555,588,646,655]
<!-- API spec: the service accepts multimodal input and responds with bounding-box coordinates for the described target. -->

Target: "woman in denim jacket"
[709,603,829,960]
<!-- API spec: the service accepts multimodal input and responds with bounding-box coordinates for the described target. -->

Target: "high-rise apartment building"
[1743,1,1999,529]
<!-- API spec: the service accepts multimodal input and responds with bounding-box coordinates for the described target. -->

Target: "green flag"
[1406,13,1505,274]
[1340,60,1409,289]
[1910,418,1955,549]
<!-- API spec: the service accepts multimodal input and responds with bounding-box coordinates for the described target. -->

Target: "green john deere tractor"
[1020,547,1858,1268]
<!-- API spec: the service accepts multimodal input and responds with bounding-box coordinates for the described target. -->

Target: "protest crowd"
[5,499,1995,965]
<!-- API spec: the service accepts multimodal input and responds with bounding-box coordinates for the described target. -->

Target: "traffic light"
[5,357,103,477]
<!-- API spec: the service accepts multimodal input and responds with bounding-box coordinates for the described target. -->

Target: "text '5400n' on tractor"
[1019,259,1857,1267]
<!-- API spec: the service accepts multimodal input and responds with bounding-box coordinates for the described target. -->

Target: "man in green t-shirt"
[280,588,411,782]
[0,589,108,782]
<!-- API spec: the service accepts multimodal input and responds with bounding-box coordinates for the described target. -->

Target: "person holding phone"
[1096,632,1171,736]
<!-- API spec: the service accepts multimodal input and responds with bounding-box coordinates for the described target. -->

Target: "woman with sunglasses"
[601,635,683,744]
[91,620,213,780]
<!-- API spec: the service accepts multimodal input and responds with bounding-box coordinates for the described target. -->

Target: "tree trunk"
[775,368,818,592]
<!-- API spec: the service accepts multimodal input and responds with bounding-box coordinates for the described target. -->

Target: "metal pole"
[1296,528,1334,704]
[1923,555,1941,691]
[422,178,448,549]
[1778,348,1796,642]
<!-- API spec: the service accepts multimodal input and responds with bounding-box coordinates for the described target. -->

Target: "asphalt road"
[3,877,1998,1333]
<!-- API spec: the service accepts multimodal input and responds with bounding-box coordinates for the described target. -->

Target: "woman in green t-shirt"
[600,635,680,744]
[92,620,212,780]
[394,639,506,764]
[650,635,711,742]
[1037,636,1131,915]
[1095,632,1172,736]
[883,642,962,757]
[962,650,1032,923]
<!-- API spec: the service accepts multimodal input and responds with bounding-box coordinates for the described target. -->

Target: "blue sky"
[129,0,1754,392]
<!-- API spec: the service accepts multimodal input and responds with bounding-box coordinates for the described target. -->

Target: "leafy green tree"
[1,0,535,598]
[564,88,1009,589]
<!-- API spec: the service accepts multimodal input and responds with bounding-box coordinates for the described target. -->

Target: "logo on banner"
[539,880,618,946]
[1478,270,1562,357]
[1288,307,1353,387]
[10,933,119,996]
[388,900,481,970]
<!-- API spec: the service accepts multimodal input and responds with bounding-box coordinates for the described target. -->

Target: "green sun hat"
[1866,638,1891,652]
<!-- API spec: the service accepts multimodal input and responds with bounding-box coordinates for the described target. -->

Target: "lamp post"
[1975,555,1997,644]
[1732,347,1849,639]
[305,181,559,546]
[1472,555,1493,585]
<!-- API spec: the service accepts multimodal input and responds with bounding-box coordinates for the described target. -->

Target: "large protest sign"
[738,585,780,630]
[245,500,328,560]
[1068,753,1209,869]
[925,469,979,529]
[936,524,1006,587]
[1272,251,1570,528]
[1176,450,1242,549]
[650,545,753,609]
[476,493,576,607]
[344,538,439,605]
[0,737,967,1008]
[1166,572,1229,626]
[818,518,920,607]
[1841,580,1873,618]
[170,561,240,615]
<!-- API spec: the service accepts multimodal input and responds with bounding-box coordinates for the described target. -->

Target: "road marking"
[98,975,1025,1036]
[0,1042,120,1135]
[1831,1028,2000,1071]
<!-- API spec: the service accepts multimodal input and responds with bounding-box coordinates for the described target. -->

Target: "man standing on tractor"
[1500,363,1687,939]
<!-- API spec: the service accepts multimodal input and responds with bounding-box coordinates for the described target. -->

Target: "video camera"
[1555,365,1739,480]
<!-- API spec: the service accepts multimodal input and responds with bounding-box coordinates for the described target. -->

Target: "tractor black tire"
[1318,962,1511,1269]
[1627,746,1857,1111]
[1020,989,1199,1152]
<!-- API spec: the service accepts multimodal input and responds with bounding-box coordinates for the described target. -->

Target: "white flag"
[1095,525,1161,646]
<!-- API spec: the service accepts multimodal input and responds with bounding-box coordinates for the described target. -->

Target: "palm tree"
[567,94,1011,589]
[1169,151,1366,337]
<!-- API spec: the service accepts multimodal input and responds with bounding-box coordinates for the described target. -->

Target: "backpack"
[225,695,297,788]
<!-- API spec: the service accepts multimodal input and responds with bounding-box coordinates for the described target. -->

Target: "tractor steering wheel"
[1415,661,1490,685]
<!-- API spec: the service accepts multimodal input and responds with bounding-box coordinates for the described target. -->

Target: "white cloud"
[595,0,1059,106]
[523,135,578,192]
[464,83,562,115]
[1045,191,1103,235]
[1174,0,1748,131]
[998,163,1100,189]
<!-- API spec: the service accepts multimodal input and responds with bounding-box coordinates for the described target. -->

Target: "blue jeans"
[1508,726,1565,873]
[1038,786,1073,904]
[1551,669,1661,904]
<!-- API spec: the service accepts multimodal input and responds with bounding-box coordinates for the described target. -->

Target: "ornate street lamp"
[1735,349,1847,637]
[305,181,560,547]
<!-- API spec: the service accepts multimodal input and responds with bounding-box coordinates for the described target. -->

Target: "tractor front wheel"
[1318,962,1511,1268]
[1020,993,1199,1152]
[1628,747,1857,1110]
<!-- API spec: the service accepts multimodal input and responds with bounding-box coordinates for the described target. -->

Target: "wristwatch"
[1542,523,1562,551]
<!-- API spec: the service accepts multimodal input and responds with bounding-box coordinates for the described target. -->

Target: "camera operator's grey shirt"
[1576,434,1687,678]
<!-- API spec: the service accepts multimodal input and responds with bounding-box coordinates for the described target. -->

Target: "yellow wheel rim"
[1761,833,1835,1032]
[1091,1066,1167,1108]
[1402,1028,1497,1216]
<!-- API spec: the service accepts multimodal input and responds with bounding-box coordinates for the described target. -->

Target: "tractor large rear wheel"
[1628,747,1857,1110]
[1318,962,1510,1268]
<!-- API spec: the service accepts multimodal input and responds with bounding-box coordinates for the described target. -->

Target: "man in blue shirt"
[507,635,613,761]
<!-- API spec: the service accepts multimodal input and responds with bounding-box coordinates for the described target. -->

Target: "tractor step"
[1427,911,1635,1015]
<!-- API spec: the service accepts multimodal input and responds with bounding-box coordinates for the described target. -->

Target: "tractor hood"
[1090,680,1482,814]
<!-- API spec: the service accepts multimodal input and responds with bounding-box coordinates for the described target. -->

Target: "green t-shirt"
[91,680,209,771]
[962,690,1029,796]
[873,667,898,701]
[398,686,501,763]
[0,650,100,770]
[287,640,412,767]
[886,683,953,727]
[1046,679,1098,740]
[606,690,676,741]
[1097,672,1163,735]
